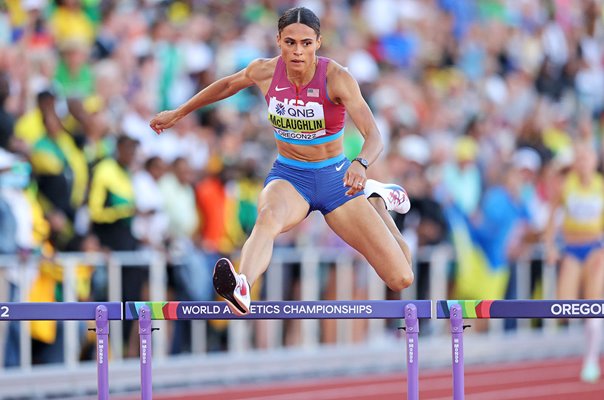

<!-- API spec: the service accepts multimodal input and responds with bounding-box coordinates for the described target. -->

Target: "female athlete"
[150,7,414,316]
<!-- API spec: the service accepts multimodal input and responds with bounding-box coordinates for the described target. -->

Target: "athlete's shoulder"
[325,58,358,102]
[246,57,279,82]
[325,58,355,82]
[324,57,345,72]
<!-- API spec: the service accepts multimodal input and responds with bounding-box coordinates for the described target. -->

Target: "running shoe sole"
[213,259,248,316]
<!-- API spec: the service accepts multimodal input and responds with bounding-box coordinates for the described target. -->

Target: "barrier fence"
[1,299,601,400]
[1,244,556,369]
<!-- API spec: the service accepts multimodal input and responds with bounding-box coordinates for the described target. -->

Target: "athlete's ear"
[316,35,322,50]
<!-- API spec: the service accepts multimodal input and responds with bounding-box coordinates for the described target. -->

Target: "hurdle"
[0,302,122,400]
[437,299,604,400]
[126,300,431,400]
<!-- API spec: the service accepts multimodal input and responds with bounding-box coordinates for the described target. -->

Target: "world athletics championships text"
[181,304,374,315]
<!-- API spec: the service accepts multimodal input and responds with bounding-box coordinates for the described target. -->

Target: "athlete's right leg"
[581,249,604,382]
[240,180,310,286]
[556,255,581,300]
[213,180,309,314]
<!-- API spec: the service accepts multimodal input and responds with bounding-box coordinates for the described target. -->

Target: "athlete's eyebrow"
[283,37,315,42]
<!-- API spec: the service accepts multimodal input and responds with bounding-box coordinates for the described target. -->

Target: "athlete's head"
[278,7,320,38]
[277,7,321,70]
[573,141,598,177]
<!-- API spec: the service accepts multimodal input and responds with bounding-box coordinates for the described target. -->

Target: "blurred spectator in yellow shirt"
[49,0,95,47]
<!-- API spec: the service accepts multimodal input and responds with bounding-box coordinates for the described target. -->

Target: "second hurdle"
[438,299,604,400]
[126,300,432,400]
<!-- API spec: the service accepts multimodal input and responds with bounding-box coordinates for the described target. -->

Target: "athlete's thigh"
[557,255,582,299]
[582,248,604,299]
[324,197,405,277]
[258,179,310,233]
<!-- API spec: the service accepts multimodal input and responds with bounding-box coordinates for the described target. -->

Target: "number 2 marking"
[1,306,9,318]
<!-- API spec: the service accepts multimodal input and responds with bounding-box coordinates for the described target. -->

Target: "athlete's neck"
[286,57,318,89]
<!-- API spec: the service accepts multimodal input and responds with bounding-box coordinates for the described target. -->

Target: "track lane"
[113,357,604,400]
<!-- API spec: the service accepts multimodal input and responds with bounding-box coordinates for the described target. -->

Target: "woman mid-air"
[150,7,414,316]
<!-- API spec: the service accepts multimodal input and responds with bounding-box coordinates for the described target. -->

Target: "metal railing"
[0,243,558,370]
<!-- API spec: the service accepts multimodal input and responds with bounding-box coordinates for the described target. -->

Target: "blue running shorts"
[265,154,363,215]
[563,240,604,263]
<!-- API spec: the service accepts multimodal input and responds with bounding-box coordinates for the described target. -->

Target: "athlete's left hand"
[343,162,367,196]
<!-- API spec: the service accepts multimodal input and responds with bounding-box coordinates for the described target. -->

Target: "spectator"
[159,157,211,353]
[441,136,481,216]
[132,155,169,250]
[29,90,88,249]
[54,37,94,100]
[88,133,141,354]
[159,156,211,303]
[0,72,14,150]
[49,0,96,48]
[88,133,139,256]
[393,136,448,301]
[448,163,531,305]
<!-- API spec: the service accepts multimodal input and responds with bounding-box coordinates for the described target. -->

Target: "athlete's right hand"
[149,109,181,134]
[343,161,367,196]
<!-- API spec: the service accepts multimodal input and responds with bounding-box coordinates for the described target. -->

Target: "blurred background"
[0,0,603,398]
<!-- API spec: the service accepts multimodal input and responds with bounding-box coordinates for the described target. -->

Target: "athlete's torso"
[264,56,346,162]
[561,171,604,241]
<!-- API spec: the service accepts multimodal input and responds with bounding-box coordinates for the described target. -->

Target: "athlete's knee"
[255,206,284,234]
[386,269,414,292]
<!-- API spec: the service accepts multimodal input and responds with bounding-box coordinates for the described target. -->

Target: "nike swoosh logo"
[335,162,346,171]
[275,86,290,92]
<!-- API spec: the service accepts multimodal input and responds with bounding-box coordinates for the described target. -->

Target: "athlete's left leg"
[367,197,412,266]
[324,196,414,291]
[363,179,412,265]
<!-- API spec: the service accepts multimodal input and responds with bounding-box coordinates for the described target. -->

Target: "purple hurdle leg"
[404,304,419,400]
[139,305,153,400]
[450,304,465,400]
[95,305,109,400]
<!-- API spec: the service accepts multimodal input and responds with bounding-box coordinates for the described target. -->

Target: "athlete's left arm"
[328,65,384,167]
[328,64,383,194]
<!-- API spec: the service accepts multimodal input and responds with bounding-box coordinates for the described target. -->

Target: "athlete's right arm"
[150,58,273,134]
[543,178,564,266]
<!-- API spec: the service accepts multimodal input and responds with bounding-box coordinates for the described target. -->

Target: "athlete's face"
[277,23,321,72]
[574,144,597,177]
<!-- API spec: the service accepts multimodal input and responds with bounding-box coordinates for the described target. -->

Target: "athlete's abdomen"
[276,137,344,162]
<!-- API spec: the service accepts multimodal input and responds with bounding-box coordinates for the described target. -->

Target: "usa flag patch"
[307,88,319,97]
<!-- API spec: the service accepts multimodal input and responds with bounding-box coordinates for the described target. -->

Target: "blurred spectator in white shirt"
[132,155,169,249]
